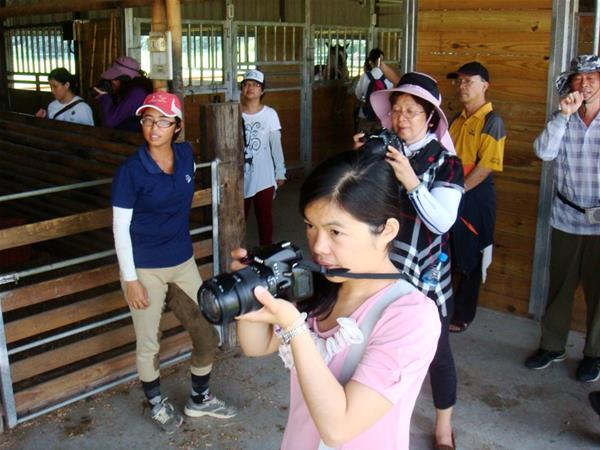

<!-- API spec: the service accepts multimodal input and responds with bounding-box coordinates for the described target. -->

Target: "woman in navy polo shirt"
[111,92,237,434]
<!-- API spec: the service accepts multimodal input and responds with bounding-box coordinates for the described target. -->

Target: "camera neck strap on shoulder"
[337,279,416,385]
[316,279,416,450]
[297,259,412,281]
[52,99,84,120]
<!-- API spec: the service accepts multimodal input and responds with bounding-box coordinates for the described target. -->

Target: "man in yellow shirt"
[446,62,506,333]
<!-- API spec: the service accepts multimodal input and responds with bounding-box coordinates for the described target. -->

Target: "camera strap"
[297,259,412,281]
[52,99,84,120]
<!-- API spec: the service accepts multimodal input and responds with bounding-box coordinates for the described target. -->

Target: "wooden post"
[165,0,183,99]
[151,0,168,92]
[0,0,9,112]
[199,102,244,350]
[199,102,245,272]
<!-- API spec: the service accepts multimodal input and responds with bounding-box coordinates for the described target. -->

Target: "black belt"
[557,191,586,213]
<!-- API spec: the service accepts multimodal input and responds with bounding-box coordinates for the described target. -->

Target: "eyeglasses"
[389,108,425,119]
[451,78,477,87]
[140,117,176,128]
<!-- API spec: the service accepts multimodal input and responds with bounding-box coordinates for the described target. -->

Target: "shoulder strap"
[51,99,84,120]
[337,279,416,385]
[366,71,375,82]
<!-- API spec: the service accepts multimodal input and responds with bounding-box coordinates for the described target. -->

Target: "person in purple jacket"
[93,56,153,132]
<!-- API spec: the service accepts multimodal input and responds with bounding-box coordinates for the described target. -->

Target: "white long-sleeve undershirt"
[112,206,137,281]
[407,181,462,235]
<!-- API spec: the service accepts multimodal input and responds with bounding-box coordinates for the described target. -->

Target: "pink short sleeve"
[351,292,441,404]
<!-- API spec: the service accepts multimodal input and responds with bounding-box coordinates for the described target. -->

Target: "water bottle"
[421,252,449,289]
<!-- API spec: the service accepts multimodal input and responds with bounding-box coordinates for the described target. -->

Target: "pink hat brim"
[370,85,455,154]
[101,65,140,80]
[135,104,180,119]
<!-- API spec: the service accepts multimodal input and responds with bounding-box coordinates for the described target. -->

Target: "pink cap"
[135,92,183,119]
[101,56,141,80]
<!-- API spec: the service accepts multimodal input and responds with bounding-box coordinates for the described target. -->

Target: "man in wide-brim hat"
[525,54,600,386]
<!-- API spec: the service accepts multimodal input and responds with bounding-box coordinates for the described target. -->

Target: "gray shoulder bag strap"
[338,279,416,384]
[317,279,416,450]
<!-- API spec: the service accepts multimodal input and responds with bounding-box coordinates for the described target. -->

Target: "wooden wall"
[417,0,556,321]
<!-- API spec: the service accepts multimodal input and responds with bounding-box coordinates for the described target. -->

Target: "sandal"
[433,432,456,450]
[448,321,469,333]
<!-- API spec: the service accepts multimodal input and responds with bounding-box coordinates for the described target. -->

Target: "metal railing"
[0,160,221,428]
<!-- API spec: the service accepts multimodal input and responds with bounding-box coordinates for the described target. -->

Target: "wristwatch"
[279,312,308,345]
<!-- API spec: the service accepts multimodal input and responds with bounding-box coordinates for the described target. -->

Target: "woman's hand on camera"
[35,108,47,119]
[125,280,149,309]
[385,145,420,191]
[230,247,249,271]
[352,132,366,150]
[236,286,302,330]
[93,86,107,97]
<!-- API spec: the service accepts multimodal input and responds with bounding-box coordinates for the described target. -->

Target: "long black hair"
[297,150,403,319]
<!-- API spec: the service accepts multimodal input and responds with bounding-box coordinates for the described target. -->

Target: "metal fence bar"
[0,306,17,428]
[211,159,220,276]
[0,178,112,203]
[186,22,192,85]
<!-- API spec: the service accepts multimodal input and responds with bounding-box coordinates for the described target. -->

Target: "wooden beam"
[0,1,155,20]
[5,291,126,343]
[0,239,212,312]
[0,111,143,147]
[0,189,211,251]
[151,0,168,92]
[10,313,181,383]
[14,330,192,414]
[166,0,184,105]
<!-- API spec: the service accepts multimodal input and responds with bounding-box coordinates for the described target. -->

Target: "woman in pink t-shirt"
[236,150,441,449]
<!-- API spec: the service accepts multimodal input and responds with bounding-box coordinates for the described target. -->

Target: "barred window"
[139,21,226,86]
[5,24,76,91]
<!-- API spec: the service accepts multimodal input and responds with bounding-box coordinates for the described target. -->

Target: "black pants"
[429,302,457,409]
[451,255,483,325]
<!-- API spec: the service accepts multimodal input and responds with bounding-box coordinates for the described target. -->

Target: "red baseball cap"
[135,92,183,119]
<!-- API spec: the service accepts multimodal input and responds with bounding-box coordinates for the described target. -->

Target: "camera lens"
[199,287,222,324]
[198,265,271,325]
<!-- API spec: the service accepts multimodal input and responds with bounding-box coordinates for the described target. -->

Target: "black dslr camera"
[362,128,403,158]
[198,242,314,325]
[89,79,113,97]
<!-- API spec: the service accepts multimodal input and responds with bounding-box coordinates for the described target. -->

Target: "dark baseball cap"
[446,62,490,82]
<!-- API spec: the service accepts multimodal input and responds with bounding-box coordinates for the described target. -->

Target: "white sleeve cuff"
[112,206,137,281]
[408,184,462,234]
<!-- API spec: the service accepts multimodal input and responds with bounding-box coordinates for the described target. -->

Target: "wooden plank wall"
[417,1,560,322]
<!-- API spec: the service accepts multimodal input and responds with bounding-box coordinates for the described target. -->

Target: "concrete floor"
[2,179,600,449]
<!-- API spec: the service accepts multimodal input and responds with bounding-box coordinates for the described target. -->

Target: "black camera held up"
[361,128,403,158]
[198,241,314,325]
[89,79,113,97]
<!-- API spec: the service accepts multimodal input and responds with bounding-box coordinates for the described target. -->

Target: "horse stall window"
[137,20,225,86]
[4,24,76,91]
[313,26,368,81]
[234,22,304,88]
[377,28,403,70]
